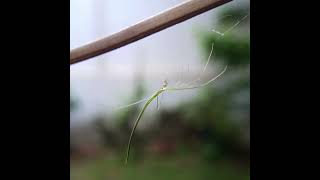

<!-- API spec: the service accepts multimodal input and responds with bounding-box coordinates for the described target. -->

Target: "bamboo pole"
[70,0,233,65]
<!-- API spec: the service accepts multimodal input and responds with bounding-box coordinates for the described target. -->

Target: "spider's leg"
[212,13,249,37]
[167,65,227,91]
[175,81,183,87]
[125,90,163,164]
[222,13,249,35]
[202,42,216,74]
[156,96,159,110]
[172,42,215,90]
[114,96,150,110]
[201,65,228,87]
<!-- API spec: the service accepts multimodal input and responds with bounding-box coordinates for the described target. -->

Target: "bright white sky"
[70,0,247,124]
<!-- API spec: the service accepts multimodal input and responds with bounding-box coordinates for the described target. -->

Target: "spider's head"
[163,80,168,88]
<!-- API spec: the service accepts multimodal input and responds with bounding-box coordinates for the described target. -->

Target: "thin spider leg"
[156,96,159,110]
[177,78,200,89]
[114,96,150,110]
[202,42,216,74]
[157,93,163,111]
[178,82,188,87]
[211,29,225,36]
[160,91,164,109]
[175,80,191,89]
[167,65,227,91]
[200,65,228,87]
[114,86,169,110]
[187,77,201,85]
[125,89,164,164]
[212,13,249,37]
[175,14,247,91]
[175,81,183,87]
[222,13,249,35]
[212,14,235,36]
[175,42,215,88]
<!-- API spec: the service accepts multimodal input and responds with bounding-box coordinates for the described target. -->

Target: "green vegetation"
[71,152,249,180]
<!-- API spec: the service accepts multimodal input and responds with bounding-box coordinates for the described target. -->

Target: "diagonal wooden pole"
[70,0,233,65]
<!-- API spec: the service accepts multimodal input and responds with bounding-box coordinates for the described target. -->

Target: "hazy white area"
[70,0,246,124]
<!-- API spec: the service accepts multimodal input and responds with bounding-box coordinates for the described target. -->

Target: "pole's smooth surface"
[70,0,233,65]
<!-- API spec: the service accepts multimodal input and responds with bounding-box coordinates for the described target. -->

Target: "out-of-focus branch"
[70,0,233,65]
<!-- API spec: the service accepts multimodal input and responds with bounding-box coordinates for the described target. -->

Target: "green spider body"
[125,66,227,164]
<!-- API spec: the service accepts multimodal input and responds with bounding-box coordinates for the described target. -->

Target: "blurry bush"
[179,4,250,162]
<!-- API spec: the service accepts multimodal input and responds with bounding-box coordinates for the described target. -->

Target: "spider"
[122,46,227,164]
[117,13,249,164]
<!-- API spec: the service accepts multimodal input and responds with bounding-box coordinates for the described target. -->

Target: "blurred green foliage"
[201,6,250,67]
[201,34,249,66]
[179,5,250,162]
[71,153,249,180]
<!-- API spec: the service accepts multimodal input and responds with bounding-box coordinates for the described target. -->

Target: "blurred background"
[70,0,250,179]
